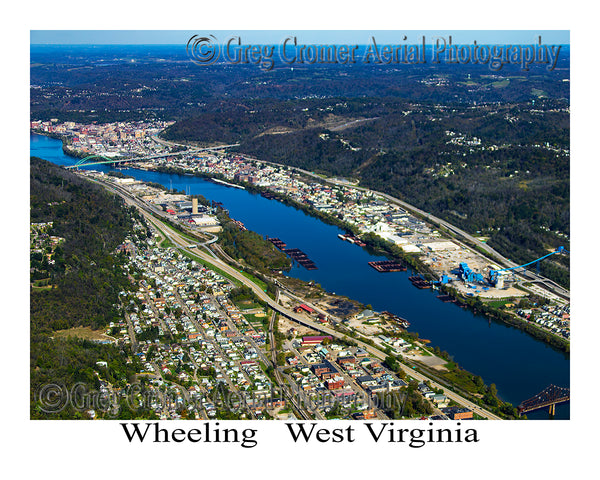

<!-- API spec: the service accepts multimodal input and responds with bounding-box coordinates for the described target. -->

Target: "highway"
[88,173,502,420]
[267,290,318,420]
[119,134,569,301]
[293,168,570,301]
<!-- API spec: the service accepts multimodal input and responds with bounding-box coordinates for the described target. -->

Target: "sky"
[30,30,570,46]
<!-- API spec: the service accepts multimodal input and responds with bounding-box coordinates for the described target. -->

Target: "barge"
[409,275,432,289]
[368,260,407,272]
[267,237,287,250]
[268,242,318,270]
[339,233,367,247]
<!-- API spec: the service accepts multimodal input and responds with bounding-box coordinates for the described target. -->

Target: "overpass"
[84,173,503,420]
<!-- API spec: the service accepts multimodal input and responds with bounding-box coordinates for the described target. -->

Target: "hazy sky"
[30,30,570,45]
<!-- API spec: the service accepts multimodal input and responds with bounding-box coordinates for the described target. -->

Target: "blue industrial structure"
[455,247,569,288]
[458,262,484,283]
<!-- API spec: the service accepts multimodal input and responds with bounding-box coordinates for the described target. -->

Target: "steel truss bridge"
[67,144,240,169]
[518,384,570,416]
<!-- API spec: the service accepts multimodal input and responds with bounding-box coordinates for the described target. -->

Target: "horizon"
[30,30,570,46]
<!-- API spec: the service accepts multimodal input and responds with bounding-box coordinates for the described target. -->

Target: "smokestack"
[192,198,198,215]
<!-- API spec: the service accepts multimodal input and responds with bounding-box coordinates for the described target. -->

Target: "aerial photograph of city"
[15,3,597,477]
[29,29,571,422]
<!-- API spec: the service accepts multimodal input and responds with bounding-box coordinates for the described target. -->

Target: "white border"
[5,0,597,477]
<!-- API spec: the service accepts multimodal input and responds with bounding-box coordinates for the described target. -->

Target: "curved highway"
[89,173,502,420]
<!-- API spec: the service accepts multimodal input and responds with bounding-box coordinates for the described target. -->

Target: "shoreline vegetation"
[92,175,523,418]
[33,131,568,353]
[148,163,570,354]
[32,131,568,353]
[32,152,536,419]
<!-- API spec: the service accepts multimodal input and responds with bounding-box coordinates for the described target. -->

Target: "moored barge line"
[368,260,407,272]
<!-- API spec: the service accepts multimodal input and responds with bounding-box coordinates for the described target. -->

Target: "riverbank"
[441,284,570,352]
[30,132,571,418]
[134,162,569,353]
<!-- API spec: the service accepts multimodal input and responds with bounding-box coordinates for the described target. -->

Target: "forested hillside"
[30,158,143,418]
[166,97,570,287]
[30,158,137,332]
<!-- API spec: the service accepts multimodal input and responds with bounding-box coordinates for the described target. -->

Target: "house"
[352,409,377,420]
[286,356,299,366]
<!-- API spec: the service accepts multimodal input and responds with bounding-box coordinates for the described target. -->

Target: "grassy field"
[236,299,264,310]
[53,326,115,342]
[31,278,56,291]
[482,299,511,308]
[160,237,175,248]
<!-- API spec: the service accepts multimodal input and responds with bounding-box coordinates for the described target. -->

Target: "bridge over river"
[66,144,240,169]
[518,385,570,416]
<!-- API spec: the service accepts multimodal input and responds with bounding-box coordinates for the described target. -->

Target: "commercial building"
[441,407,473,420]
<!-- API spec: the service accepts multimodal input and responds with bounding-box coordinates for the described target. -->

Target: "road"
[88,173,502,420]
[268,289,318,420]
[328,117,379,131]
[136,135,569,301]
[232,154,569,302]
[295,168,570,301]
[67,142,241,169]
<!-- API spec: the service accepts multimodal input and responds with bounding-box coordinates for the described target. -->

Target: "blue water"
[31,133,570,419]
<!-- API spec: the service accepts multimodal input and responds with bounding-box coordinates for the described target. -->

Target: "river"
[31,132,570,419]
